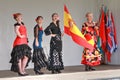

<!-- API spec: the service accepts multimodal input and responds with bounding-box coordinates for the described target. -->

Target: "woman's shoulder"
[49,22,54,26]
[82,22,87,27]
[14,23,20,27]
[14,22,24,27]
[34,24,39,28]
[92,21,98,26]
[82,21,97,27]
[48,22,55,29]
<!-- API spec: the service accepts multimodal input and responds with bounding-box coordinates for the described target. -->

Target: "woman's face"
[52,14,59,22]
[86,13,93,22]
[16,15,23,22]
[37,18,43,24]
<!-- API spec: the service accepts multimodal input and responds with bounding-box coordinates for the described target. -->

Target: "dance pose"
[44,13,64,74]
[32,16,47,75]
[10,13,31,76]
[81,12,101,71]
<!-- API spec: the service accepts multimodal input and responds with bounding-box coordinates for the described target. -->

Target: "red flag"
[99,9,106,52]
[106,50,111,62]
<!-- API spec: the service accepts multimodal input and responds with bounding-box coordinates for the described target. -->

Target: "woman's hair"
[52,13,58,18]
[35,16,43,22]
[13,13,22,20]
[85,12,93,17]
[51,13,60,27]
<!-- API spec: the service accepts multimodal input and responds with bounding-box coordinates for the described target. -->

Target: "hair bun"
[13,13,22,20]
[13,14,17,18]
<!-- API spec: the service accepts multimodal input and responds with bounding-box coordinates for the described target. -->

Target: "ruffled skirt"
[47,49,64,71]
[47,36,64,71]
[32,48,47,71]
[10,44,32,72]
[81,48,101,66]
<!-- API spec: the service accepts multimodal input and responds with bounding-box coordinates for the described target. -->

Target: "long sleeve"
[44,23,52,36]
[34,26,39,38]
[94,23,99,36]
[81,23,86,35]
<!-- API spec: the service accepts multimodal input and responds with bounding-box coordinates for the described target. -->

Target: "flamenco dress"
[10,23,31,72]
[32,25,47,72]
[81,22,101,67]
[44,22,64,71]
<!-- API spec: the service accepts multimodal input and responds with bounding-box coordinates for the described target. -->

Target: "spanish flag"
[64,5,94,51]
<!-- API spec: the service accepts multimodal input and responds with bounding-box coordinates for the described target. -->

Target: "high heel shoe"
[85,68,89,71]
[56,70,61,73]
[89,66,96,71]
[23,71,29,76]
[18,72,26,76]
[85,65,89,71]
[51,70,56,74]
[35,70,44,75]
[24,73,29,76]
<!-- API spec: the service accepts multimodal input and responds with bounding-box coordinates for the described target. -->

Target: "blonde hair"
[86,12,93,17]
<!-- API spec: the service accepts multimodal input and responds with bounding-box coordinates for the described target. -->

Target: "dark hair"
[13,13,22,20]
[36,16,43,21]
[56,20,60,27]
[52,13,58,18]
[51,13,60,27]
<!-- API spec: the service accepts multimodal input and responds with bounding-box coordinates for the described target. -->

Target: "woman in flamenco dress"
[81,12,101,71]
[44,13,64,74]
[10,13,31,76]
[32,16,47,75]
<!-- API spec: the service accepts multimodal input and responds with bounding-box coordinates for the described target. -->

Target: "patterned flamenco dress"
[32,25,47,74]
[81,22,101,70]
[10,22,31,72]
[44,22,64,73]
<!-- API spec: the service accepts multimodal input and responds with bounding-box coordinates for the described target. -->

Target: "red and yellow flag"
[64,5,94,51]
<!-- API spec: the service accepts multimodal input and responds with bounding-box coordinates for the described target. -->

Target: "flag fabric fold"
[111,13,117,51]
[105,11,117,61]
[99,6,118,62]
[99,9,106,53]
[64,5,94,51]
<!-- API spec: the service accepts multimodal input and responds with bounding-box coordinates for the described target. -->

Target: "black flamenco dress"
[32,25,47,71]
[10,23,31,72]
[44,22,64,71]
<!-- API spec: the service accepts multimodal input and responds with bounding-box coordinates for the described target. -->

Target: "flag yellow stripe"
[64,11,94,46]
[64,12,72,28]
[64,12,85,39]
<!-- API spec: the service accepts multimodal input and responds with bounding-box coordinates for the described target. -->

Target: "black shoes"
[35,70,44,75]
[85,65,89,71]
[18,72,29,76]
[56,70,61,73]
[89,67,96,71]
[85,68,89,71]
[51,70,61,74]
[52,70,56,74]
[85,65,96,71]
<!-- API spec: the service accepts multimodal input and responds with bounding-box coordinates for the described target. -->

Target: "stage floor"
[0,65,120,80]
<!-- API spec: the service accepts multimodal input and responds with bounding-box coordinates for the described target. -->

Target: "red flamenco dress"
[10,22,31,72]
[81,22,101,66]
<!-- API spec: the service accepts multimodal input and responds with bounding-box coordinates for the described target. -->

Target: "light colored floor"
[0,65,120,80]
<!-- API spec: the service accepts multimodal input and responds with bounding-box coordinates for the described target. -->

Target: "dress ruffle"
[47,49,64,71]
[81,49,101,66]
[32,48,47,70]
[10,44,32,72]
